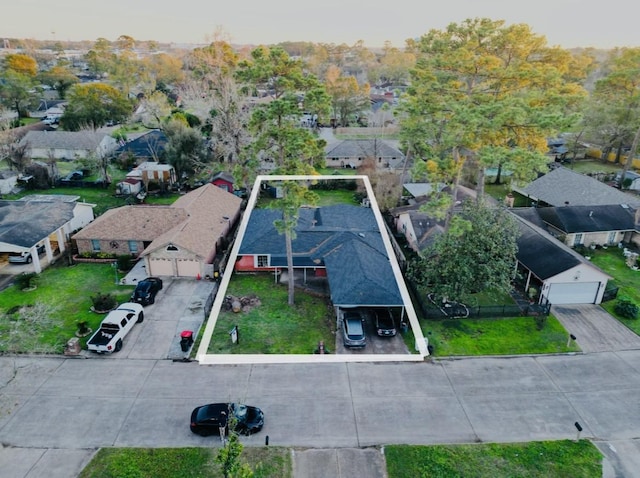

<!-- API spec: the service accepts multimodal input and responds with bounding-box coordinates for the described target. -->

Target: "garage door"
[546,282,599,305]
[177,259,200,277]
[149,258,173,276]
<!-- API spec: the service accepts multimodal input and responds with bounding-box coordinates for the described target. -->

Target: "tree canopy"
[407,199,519,302]
[399,18,587,222]
[61,83,132,130]
[582,47,640,163]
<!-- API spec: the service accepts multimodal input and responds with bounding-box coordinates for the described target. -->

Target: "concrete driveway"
[552,304,640,353]
[81,275,217,361]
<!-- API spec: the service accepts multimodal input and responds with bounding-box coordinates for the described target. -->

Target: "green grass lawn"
[0,262,135,353]
[77,440,602,478]
[422,315,578,356]
[588,246,640,334]
[385,440,602,478]
[564,158,623,175]
[313,188,360,206]
[78,446,292,478]
[208,273,336,354]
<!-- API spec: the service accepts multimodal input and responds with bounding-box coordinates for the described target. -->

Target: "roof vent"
[589,211,593,217]
[358,232,365,238]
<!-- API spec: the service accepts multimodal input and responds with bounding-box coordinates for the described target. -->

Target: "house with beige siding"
[20,130,117,160]
[72,184,243,278]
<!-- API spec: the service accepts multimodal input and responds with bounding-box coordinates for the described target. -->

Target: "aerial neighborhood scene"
[2,1,640,476]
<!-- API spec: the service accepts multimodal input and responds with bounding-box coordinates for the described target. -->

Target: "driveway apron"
[551,304,640,353]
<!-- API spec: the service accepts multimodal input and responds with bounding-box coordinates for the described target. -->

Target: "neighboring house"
[20,130,117,160]
[512,204,638,248]
[324,139,405,169]
[114,129,167,162]
[235,204,404,309]
[514,166,640,208]
[72,184,243,278]
[129,161,176,185]
[512,212,612,305]
[0,195,95,273]
[389,184,477,254]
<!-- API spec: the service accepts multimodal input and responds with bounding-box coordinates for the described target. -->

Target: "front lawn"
[385,440,602,478]
[208,273,335,354]
[588,246,640,334]
[421,315,578,356]
[0,262,135,353]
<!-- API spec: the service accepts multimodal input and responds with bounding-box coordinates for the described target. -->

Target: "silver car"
[342,310,366,348]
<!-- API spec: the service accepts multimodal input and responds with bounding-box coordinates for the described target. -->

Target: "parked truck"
[86,302,144,353]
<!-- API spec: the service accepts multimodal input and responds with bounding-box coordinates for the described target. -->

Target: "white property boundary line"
[196,175,429,365]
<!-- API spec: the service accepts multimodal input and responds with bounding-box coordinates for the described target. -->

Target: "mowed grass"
[0,262,135,353]
[208,273,336,354]
[385,440,602,478]
[78,440,602,478]
[78,446,292,478]
[422,316,578,356]
[589,246,640,334]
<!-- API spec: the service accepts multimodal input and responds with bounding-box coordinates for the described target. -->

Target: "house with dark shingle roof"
[513,166,640,208]
[325,139,405,169]
[0,195,95,273]
[72,184,242,278]
[235,204,404,308]
[20,130,117,160]
[520,204,638,248]
[511,212,612,305]
[115,129,167,162]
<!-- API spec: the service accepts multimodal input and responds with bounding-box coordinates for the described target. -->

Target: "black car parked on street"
[130,277,163,305]
[190,403,265,436]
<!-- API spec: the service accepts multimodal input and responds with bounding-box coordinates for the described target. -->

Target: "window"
[256,255,269,267]
[573,233,583,246]
[167,244,178,251]
[607,232,616,244]
[91,239,101,252]
[129,241,138,253]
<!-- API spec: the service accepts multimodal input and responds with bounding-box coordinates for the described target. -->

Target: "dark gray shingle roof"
[516,167,640,208]
[0,200,76,248]
[238,204,403,306]
[325,139,404,159]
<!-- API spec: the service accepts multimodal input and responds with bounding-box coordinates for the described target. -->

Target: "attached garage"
[177,259,201,277]
[148,258,173,276]
[546,282,600,305]
[513,213,612,306]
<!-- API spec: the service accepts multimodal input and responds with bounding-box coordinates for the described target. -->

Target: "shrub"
[15,272,37,290]
[116,255,134,271]
[91,293,117,312]
[77,321,90,335]
[615,298,639,320]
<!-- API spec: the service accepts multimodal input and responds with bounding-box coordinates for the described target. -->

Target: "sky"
[2,0,639,49]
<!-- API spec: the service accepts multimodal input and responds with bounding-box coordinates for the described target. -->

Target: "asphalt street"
[2,352,640,477]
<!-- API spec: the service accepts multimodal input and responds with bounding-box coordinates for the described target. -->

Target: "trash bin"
[180,330,194,352]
